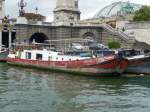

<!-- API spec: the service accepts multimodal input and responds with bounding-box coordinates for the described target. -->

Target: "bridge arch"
[82,32,95,42]
[29,32,48,43]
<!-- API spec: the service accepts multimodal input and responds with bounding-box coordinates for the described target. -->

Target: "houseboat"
[0,46,8,62]
[7,49,128,76]
[118,50,150,74]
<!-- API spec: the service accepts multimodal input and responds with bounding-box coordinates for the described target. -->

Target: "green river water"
[0,63,150,112]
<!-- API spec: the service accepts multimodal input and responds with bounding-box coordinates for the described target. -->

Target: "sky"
[5,0,150,22]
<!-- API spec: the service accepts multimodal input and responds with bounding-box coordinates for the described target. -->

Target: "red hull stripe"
[7,57,128,74]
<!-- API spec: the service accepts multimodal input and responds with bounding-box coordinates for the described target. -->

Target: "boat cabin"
[9,49,91,61]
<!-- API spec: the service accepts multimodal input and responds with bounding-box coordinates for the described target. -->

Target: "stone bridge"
[14,22,135,49]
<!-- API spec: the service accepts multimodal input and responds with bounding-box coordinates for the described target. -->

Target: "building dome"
[94,1,142,18]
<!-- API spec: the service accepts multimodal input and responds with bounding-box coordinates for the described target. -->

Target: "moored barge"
[0,46,8,62]
[119,50,150,74]
[7,49,128,76]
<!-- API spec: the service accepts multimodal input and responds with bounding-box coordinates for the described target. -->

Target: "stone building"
[53,0,80,23]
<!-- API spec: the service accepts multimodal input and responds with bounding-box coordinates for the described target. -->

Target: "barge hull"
[7,58,128,76]
[126,56,150,74]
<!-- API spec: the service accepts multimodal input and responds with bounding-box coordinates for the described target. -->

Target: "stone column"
[0,0,5,18]
[54,0,80,22]
[0,31,2,51]
[9,31,12,49]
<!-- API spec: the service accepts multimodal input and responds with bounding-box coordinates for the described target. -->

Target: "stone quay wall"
[15,23,135,49]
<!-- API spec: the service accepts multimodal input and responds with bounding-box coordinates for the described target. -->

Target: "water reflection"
[0,63,150,112]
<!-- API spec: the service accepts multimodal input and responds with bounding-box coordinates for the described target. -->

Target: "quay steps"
[102,24,136,45]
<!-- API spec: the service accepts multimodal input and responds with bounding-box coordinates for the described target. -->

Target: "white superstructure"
[9,49,91,61]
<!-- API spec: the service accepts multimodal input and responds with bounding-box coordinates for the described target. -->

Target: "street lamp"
[18,0,27,17]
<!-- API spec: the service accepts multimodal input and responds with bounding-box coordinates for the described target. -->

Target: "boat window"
[48,56,52,61]
[26,52,31,59]
[36,54,43,60]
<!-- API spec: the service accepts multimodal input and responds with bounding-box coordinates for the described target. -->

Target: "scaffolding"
[45,38,92,51]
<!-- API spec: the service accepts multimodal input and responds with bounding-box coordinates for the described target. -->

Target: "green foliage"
[133,6,150,21]
[108,41,121,49]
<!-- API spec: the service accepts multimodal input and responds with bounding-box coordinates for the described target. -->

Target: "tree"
[133,6,150,21]
[23,13,46,21]
[108,41,121,49]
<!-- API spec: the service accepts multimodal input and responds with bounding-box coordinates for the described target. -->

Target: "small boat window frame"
[36,53,43,60]
[48,56,52,61]
[26,52,32,59]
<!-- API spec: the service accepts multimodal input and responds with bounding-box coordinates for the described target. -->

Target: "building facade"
[11,0,148,49]
[53,0,80,23]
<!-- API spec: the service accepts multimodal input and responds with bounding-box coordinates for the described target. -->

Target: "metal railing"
[102,24,134,41]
